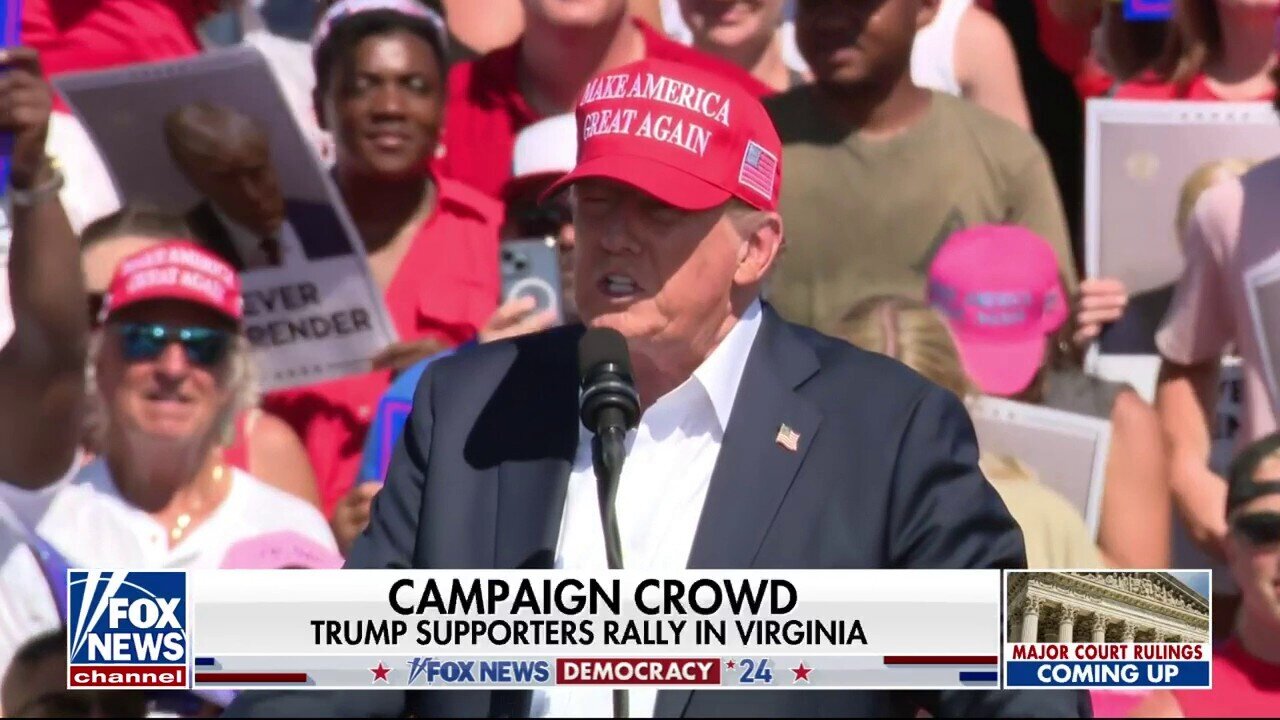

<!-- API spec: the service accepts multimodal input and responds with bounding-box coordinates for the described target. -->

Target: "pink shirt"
[1156,162,1280,444]
[1172,639,1280,717]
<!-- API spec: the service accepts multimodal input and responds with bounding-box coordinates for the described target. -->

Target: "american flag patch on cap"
[739,141,778,200]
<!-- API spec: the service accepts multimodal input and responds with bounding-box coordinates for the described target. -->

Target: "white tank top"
[911,0,973,97]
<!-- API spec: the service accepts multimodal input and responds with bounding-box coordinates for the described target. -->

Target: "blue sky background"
[1171,571,1211,599]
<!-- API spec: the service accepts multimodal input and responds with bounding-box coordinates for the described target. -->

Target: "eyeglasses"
[112,323,233,367]
[1232,510,1280,547]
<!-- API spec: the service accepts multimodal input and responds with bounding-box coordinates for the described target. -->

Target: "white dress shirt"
[213,204,306,270]
[534,300,764,719]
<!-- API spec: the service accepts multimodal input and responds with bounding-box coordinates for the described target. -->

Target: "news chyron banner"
[1004,570,1212,690]
[68,570,1003,691]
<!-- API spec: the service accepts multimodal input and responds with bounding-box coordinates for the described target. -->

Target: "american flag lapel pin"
[775,423,800,452]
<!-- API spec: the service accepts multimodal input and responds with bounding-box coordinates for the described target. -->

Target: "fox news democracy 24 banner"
[66,569,1212,692]
[69,570,1004,692]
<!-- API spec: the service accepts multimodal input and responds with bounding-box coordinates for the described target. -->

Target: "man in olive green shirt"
[766,0,1078,335]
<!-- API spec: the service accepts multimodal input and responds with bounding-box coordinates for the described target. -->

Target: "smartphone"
[501,237,564,324]
[0,0,23,193]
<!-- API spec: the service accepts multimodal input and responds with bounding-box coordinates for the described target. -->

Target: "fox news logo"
[407,657,552,685]
[67,571,188,688]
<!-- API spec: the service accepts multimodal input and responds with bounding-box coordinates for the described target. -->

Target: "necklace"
[170,463,226,542]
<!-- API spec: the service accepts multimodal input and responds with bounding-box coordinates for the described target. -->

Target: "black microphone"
[578,328,640,573]
[578,328,640,720]
[579,328,641,445]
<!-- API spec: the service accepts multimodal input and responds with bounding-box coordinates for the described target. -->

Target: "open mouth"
[598,273,642,299]
[144,389,194,406]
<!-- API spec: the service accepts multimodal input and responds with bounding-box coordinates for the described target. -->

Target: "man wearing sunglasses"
[1134,433,1280,717]
[0,242,337,592]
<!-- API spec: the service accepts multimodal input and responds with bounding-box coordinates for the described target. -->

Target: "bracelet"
[9,163,65,207]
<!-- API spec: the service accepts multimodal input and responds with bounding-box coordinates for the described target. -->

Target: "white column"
[1121,621,1136,643]
[1020,597,1043,643]
[1058,606,1077,644]
[1090,615,1107,643]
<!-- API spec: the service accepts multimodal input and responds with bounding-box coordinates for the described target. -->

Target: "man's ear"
[733,211,784,287]
[917,0,941,31]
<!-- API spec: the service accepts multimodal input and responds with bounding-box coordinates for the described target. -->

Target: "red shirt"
[1173,639,1280,717]
[1074,55,1116,101]
[1033,0,1092,77]
[23,0,211,76]
[436,18,775,198]
[264,177,502,516]
[1115,72,1278,101]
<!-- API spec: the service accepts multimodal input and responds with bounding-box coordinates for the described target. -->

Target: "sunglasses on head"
[1232,510,1280,547]
[112,323,232,367]
[512,200,572,239]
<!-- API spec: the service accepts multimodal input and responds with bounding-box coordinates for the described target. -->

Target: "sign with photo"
[56,48,396,391]
[1085,100,1280,358]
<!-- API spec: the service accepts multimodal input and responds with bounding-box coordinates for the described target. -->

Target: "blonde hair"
[1176,158,1253,239]
[838,295,1042,481]
[836,295,973,400]
[84,330,259,453]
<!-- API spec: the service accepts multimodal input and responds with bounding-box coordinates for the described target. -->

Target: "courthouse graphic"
[1008,572,1210,644]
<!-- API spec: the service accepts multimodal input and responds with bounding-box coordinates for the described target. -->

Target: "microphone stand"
[592,427,628,719]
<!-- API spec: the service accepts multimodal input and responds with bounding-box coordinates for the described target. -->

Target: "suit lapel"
[486,330,581,718]
[187,203,244,272]
[494,456,573,569]
[657,308,822,718]
[491,329,582,570]
[687,307,822,569]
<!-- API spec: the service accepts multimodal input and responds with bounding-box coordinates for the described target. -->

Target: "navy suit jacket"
[185,199,349,271]
[225,305,1090,718]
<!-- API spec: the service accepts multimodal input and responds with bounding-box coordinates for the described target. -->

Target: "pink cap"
[101,242,243,324]
[545,57,782,211]
[926,225,1069,397]
[220,531,344,569]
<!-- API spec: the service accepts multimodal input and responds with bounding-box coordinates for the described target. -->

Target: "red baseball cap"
[926,225,1069,397]
[101,242,243,324]
[545,57,783,211]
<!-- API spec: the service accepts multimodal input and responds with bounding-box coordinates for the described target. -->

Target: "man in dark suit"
[164,101,348,271]
[226,55,1088,718]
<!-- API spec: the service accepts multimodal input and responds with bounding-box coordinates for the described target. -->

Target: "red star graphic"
[370,662,391,683]
[791,662,812,683]
[725,659,736,670]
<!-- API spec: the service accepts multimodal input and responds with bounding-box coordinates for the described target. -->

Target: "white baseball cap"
[506,114,579,199]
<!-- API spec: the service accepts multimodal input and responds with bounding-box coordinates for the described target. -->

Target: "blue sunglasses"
[113,323,233,367]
